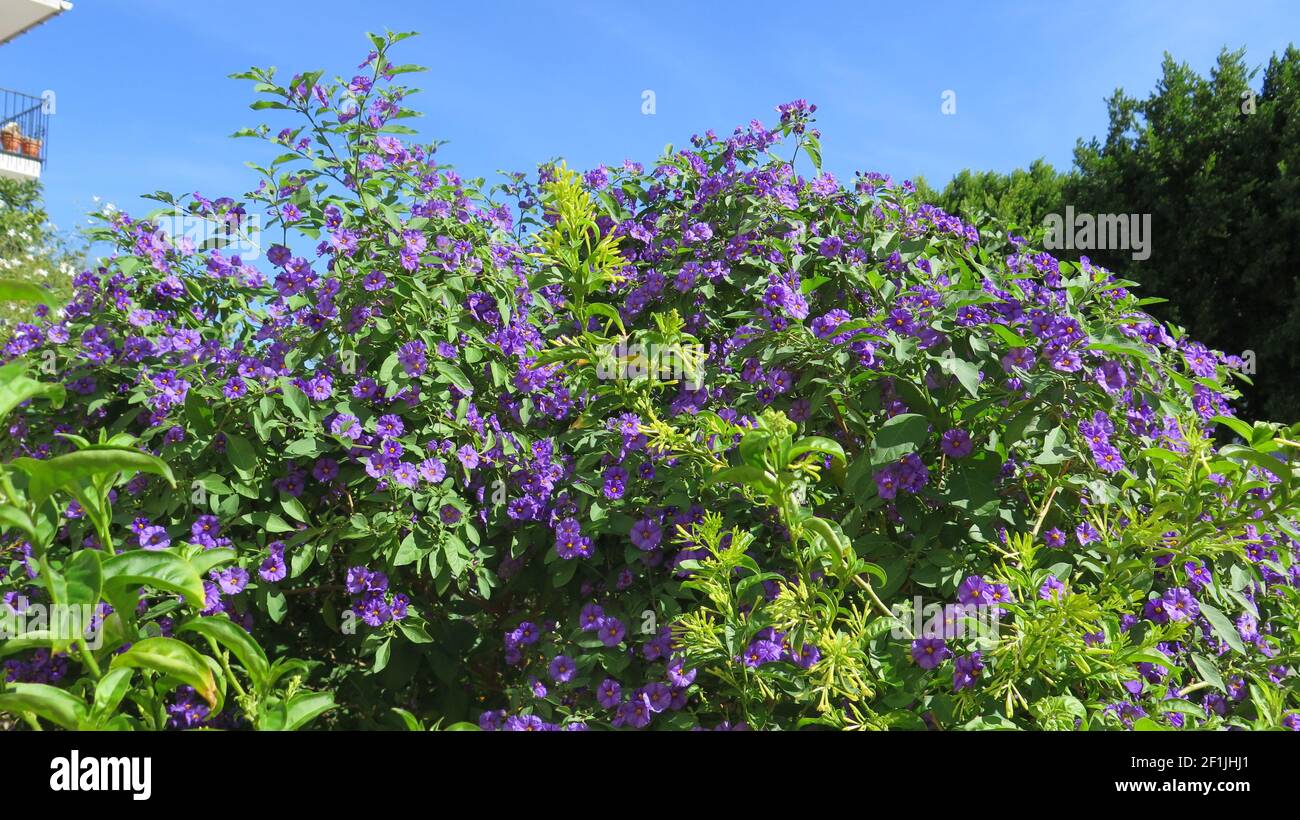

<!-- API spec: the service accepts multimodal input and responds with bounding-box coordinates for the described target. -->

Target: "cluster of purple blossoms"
[1079,410,1125,474]
[166,686,211,729]
[740,628,821,670]
[503,620,541,664]
[345,566,409,627]
[953,652,984,691]
[259,541,287,582]
[190,515,232,550]
[572,603,629,652]
[554,517,593,560]
[874,452,929,500]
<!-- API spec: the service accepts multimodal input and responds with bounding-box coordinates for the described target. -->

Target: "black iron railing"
[0,88,48,165]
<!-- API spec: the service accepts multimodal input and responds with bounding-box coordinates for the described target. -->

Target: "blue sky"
[1,0,1297,242]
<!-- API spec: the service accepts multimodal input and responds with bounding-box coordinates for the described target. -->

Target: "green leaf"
[939,356,982,398]
[433,361,473,394]
[179,616,271,690]
[90,668,136,726]
[0,503,38,539]
[13,447,175,509]
[0,361,65,422]
[0,682,87,729]
[858,561,889,587]
[803,133,822,172]
[871,413,929,465]
[1034,426,1071,465]
[63,549,104,608]
[1199,601,1247,654]
[225,434,257,479]
[1190,653,1226,693]
[1031,694,1087,730]
[282,691,335,730]
[789,435,847,469]
[737,430,773,470]
[281,496,309,523]
[391,707,424,731]
[0,631,55,658]
[1211,415,1253,442]
[110,637,219,707]
[803,515,846,555]
[704,465,778,496]
[101,549,207,610]
[279,381,312,423]
[0,280,65,306]
[189,548,237,578]
[584,301,626,334]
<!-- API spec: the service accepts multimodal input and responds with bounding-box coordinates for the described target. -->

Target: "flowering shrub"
[2,32,1299,731]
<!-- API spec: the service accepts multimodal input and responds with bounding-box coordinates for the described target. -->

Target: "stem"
[76,636,102,679]
[854,576,898,624]
[216,648,249,700]
[1030,461,1071,540]
[1177,680,1215,698]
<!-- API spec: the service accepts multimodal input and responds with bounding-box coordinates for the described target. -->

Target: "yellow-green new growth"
[533,162,625,329]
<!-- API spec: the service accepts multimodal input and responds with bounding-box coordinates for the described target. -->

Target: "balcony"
[0,0,70,182]
[0,88,47,181]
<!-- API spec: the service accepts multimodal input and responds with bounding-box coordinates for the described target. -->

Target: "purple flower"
[398,340,427,377]
[1075,520,1100,545]
[602,465,628,500]
[139,525,170,551]
[953,652,984,691]
[375,414,404,438]
[214,566,248,595]
[418,458,447,483]
[1161,587,1200,621]
[630,517,662,551]
[597,678,622,709]
[597,617,626,646]
[940,428,974,458]
[548,654,576,684]
[312,458,339,483]
[1090,443,1125,474]
[957,575,993,606]
[259,553,287,582]
[1038,576,1067,600]
[742,639,782,668]
[579,603,605,631]
[911,637,951,670]
[667,657,698,686]
[359,594,391,626]
[346,566,372,594]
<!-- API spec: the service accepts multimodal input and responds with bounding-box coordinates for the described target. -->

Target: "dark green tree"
[926,46,1300,420]
[921,159,1070,239]
[1069,47,1300,420]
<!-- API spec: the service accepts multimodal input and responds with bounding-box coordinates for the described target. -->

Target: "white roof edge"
[0,0,73,48]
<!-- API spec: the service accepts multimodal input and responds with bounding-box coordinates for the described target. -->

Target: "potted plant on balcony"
[20,134,41,159]
[0,123,20,154]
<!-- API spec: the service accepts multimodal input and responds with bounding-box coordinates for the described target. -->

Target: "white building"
[0,0,72,181]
